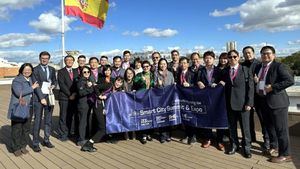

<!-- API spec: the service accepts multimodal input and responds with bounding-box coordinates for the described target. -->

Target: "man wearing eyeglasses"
[223,50,254,159]
[254,46,294,163]
[31,51,57,152]
[57,55,79,142]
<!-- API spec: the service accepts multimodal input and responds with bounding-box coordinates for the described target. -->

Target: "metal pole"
[61,0,65,68]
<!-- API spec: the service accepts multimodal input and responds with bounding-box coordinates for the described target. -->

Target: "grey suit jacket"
[224,65,254,111]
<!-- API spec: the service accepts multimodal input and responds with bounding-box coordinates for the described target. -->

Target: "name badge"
[259,81,265,90]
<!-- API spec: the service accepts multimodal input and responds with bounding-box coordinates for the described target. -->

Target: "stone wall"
[0,67,19,78]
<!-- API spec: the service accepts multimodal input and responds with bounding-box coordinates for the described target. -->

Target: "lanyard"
[230,65,239,81]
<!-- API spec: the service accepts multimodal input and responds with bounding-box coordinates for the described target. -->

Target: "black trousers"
[91,102,106,142]
[254,96,270,149]
[77,101,92,141]
[11,118,31,152]
[202,128,225,143]
[227,108,251,152]
[259,97,290,156]
[58,100,78,138]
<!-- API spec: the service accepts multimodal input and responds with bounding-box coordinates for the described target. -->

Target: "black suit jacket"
[32,64,57,101]
[254,61,294,109]
[223,65,254,111]
[196,66,222,86]
[57,67,79,101]
[177,69,195,87]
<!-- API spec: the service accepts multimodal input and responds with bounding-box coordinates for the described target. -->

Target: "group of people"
[8,46,294,164]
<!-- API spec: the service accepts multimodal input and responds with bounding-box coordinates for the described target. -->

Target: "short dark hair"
[190,52,200,59]
[78,55,86,60]
[113,56,122,61]
[100,55,108,60]
[39,51,51,59]
[124,67,135,82]
[242,46,255,53]
[228,50,239,57]
[203,51,215,59]
[64,55,75,61]
[171,50,179,56]
[151,52,161,58]
[142,60,151,66]
[89,57,99,63]
[134,57,142,64]
[80,66,91,76]
[179,57,189,63]
[19,63,33,75]
[123,50,131,56]
[102,65,112,75]
[260,46,276,54]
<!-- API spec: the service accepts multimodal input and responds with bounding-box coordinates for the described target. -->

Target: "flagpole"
[61,0,65,68]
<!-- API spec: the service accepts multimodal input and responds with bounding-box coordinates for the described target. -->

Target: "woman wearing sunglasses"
[133,60,155,144]
[76,66,95,147]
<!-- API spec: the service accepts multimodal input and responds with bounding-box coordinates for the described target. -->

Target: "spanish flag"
[65,0,109,29]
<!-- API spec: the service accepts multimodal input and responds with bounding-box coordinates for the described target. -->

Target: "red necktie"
[259,65,267,81]
[181,72,186,85]
[69,69,73,81]
[230,68,235,80]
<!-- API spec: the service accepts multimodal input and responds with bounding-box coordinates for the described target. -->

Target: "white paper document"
[41,82,51,94]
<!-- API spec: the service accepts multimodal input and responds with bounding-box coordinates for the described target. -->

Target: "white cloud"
[210,0,300,32]
[0,33,51,48]
[122,31,140,37]
[29,12,76,34]
[0,50,39,63]
[210,7,240,17]
[277,47,300,56]
[0,0,41,20]
[143,28,178,38]
[100,49,122,56]
[194,45,205,51]
[142,46,155,52]
[277,0,300,7]
[110,2,117,8]
[167,46,181,51]
[288,40,300,45]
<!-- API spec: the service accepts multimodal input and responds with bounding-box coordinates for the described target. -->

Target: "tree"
[281,51,300,76]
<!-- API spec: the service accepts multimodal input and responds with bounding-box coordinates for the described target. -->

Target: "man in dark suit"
[75,55,86,76]
[31,51,57,152]
[242,46,270,150]
[177,57,197,145]
[57,55,79,141]
[224,50,254,158]
[196,51,225,151]
[189,52,203,74]
[111,56,125,78]
[168,50,180,82]
[254,46,294,163]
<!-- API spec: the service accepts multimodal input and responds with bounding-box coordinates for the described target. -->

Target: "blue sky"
[0,0,300,63]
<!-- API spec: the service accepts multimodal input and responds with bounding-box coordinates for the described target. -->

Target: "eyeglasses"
[228,55,238,59]
[262,52,273,55]
[83,71,90,74]
[143,65,150,68]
